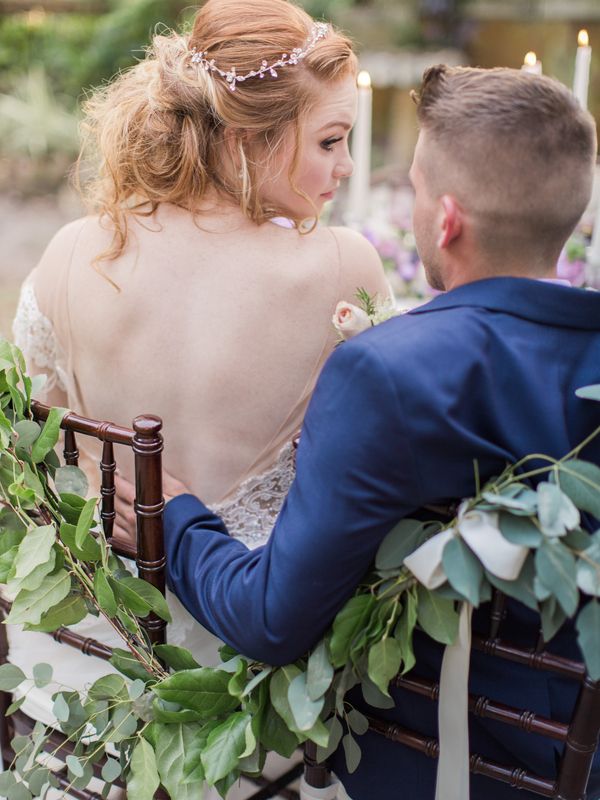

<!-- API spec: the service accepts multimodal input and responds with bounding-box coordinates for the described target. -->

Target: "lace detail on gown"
[212,442,295,549]
[12,276,67,394]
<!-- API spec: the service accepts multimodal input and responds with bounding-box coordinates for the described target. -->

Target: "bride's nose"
[334,151,354,180]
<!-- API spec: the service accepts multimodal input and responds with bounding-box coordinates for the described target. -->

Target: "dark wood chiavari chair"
[304,590,600,799]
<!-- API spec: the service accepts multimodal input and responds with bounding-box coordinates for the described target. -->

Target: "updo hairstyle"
[79,0,357,260]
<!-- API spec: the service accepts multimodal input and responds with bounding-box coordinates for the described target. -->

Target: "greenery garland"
[0,336,600,800]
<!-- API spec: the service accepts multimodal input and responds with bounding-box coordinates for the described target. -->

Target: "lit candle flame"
[357,71,371,89]
[578,30,589,48]
[524,51,537,67]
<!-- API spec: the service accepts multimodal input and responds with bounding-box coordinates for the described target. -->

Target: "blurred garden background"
[1,0,600,331]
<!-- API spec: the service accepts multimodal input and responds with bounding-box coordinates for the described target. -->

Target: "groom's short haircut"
[412,65,597,271]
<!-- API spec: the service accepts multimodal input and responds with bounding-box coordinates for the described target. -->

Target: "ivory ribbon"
[300,776,342,800]
[403,507,528,800]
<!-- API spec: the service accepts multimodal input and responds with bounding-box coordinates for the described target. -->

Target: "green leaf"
[127,739,160,800]
[330,594,375,667]
[0,663,26,690]
[12,420,41,451]
[10,524,55,585]
[342,732,361,774]
[241,666,272,698]
[94,568,117,615]
[6,569,71,625]
[367,638,402,697]
[66,755,84,778]
[306,639,334,702]
[269,665,303,733]
[540,597,567,641]
[153,668,240,718]
[316,716,344,762]
[535,540,578,616]
[347,709,369,736]
[394,586,418,674]
[75,497,97,550]
[101,758,122,783]
[152,698,204,724]
[61,522,102,562]
[201,712,251,785]
[88,674,129,703]
[253,691,299,757]
[55,467,89,497]
[25,594,88,633]
[442,537,483,605]
[481,489,538,515]
[30,407,67,463]
[5,695,26,716]
[576,600,600,680]
[499,512,542,548]
[0,546,19,583]
[288,671,325,731]
[416,587,460,645]
[360,675,395,709]
[32,663,53,689]
[53,694,70,723]
[109,649,154,683]
[554,460,600,520]
[154,644,200,671]
[111,576,172,622]
[154,723,207,797]
[228,658,248,699]
[575,384,600,401]
[485,554,538,611]
[375,519,428,570]
[537,481,580,537]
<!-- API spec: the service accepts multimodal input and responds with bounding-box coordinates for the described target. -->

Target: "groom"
[163,66,600,798]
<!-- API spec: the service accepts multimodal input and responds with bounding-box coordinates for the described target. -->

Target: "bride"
[9,0,389,782]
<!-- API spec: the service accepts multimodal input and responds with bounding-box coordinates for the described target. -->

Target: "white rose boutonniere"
[333,287,398,342]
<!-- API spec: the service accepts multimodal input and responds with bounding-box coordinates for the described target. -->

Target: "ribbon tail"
[299,776,341,800]
[435,602,473,800]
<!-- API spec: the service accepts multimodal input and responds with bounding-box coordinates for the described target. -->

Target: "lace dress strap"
[212,441,296,549]
[12,274,68,396]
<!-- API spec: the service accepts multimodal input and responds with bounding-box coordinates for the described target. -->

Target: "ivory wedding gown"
[8,205,387,797]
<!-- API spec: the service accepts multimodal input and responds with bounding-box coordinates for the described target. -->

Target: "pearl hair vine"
[189,21,329,91]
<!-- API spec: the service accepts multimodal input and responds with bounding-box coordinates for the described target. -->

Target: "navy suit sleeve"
[164,339,424,665]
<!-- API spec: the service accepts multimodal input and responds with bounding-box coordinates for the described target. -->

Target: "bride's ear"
[437,195,463,249]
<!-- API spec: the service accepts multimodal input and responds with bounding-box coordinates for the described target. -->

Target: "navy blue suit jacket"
[164,277,600,799]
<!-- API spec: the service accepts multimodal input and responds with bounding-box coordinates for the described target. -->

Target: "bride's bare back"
[27,203,389,507]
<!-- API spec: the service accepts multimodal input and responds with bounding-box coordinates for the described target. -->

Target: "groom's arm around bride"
[164,66,600,800]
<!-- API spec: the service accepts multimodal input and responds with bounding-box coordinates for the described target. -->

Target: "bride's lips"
[320,189,337,201]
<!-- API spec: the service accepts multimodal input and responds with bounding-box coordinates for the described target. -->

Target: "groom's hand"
[113,471,192,548]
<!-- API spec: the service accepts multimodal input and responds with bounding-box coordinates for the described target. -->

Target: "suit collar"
[409,277,600,330]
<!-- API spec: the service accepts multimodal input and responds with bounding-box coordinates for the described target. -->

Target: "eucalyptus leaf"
[330,594,375,668]
[360,675,395,709]
[499,512,542,548]
[306,639,334,702]
[30,407,67,463]
[127,739,160,800]
[6,569,71,625]
[155,722,207,796]
[485,554,538,611]
[154,668,239,718]
[154,644,200,671]
[288,671,325,731]
[25,594,88,633]
[66,755,84,778]
[367,637,402,697]
[576,600,600,680]
[442,537,483,606]
[55,466,89,497]
[537,482,580,538]
[375,519,427,570]
[535,540,578,616]
[12,420,41,451]
[252,692,299,757]
[0,663,26,690]
[540,596,567,641]
[52,693,70,723]
[316,716,344,762]
[554,460,600,520]
[347,708,369,736]
[88,674,128,703]
[342,732,361,774]
[201,712,251,785]
[5,695,26,716]
[101,758,122,783]
[416,586,460,645]
[575,383,600,401]
[32,662,53,689]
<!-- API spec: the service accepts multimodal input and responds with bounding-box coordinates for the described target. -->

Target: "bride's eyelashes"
[320,136,344,151]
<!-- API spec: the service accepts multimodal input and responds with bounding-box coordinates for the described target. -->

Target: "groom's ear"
[437,195,463,249]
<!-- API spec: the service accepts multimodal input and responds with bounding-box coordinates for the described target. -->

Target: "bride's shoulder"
[325,225,390,299]
[36,216,97,273]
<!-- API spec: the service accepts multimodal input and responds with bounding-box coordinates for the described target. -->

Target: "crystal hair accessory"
[189,21,329,91]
